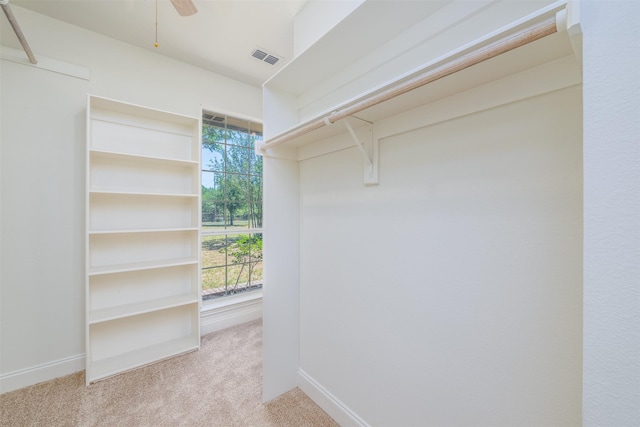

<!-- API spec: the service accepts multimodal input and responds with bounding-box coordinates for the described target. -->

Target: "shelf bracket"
[343,117,378,185]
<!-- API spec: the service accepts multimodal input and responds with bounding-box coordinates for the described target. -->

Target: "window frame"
[200,110,264,306]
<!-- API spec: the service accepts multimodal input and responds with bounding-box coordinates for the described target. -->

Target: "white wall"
[0,6,261,392]
[582,1,640,425]
[297,85,583,426]
[293,0,363,57]
[262,151,300,402]
[265,1,588,424]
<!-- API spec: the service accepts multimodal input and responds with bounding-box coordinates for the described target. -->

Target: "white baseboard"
[1,296,262,394]
[0,354,85,394]
[200,292,263,336]
[298,369,370,427]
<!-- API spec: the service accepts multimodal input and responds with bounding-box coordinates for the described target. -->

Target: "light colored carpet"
[0,319,338,426]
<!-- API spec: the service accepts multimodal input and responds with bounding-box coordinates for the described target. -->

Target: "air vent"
[251,49,268,61]
[251,48,282,66]
[264,55,280,65]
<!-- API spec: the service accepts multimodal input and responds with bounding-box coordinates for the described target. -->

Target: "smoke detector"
[251,48,282,66]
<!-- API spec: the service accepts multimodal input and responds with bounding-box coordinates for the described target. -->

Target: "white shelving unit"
[85,95,201,384]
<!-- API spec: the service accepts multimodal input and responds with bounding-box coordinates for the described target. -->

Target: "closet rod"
[1,0,37,64]
[260,14,558,151]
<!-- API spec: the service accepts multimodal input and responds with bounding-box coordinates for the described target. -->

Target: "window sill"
[200,290,263,336]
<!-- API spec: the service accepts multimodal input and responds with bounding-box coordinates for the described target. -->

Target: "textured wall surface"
[582,1,640,425]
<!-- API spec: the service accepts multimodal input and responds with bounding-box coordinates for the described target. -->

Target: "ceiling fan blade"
[170,0,198,16]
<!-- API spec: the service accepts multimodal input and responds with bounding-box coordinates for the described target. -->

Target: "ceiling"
[9,0,310,87]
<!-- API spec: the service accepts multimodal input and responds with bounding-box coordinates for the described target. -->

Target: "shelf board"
[265,30,574,150]
[90,149,199,167]
[89,190,198,198]
[89,257,198,276]
[89,95,199,129]
[89,295,199,324]
[265,0,443,94]
[262,1,573,150]
[88,335,199,383]
[89,227,199,235]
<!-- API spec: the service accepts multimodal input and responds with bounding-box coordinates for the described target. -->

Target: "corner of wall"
[582,1,640,425]
[293,0,364,57]
[298,369,369,427]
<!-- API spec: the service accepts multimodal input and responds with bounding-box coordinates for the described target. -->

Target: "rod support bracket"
[343,117,378,185]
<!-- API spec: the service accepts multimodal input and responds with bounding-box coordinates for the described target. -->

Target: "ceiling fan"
[170,0,197,16]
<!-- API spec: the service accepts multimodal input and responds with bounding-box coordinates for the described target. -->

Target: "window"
[201,111,263,300]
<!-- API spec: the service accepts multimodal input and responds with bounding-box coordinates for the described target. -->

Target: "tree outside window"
[201,112,263,299]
